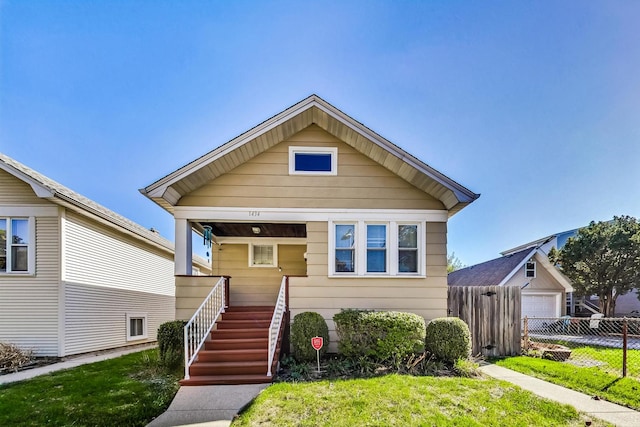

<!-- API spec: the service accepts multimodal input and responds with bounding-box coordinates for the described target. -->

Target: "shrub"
[291,312,330,362]
[0,342,33,372]
[424,317,471,364]
[157,320,186,369]
[333,309,425,363]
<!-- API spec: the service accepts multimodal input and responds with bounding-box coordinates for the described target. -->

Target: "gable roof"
[448,248,534,287]
[448,247,573,292]
[0,152,175,254]
[140,95,480,216]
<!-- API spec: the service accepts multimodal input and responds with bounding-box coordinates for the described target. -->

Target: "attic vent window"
[525,260,536,278]
[289,147,337,175]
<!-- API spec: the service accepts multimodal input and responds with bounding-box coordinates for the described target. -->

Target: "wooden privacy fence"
[447,286,521,357]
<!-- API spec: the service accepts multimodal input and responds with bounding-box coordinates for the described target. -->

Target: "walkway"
[480,364,640,427]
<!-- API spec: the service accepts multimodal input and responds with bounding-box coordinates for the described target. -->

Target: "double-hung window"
[334,224,355,273]
[0,217,33,274]
[331,221,423,277]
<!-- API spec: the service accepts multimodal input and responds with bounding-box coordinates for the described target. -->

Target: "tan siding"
[209,243,306,307]
[289,221,448,352]
[64,211,175,296]
[0,169,50,205]
[0,216,60,356]
[178,125,445,210]
[64,282,174,355]
[503,260,565,292]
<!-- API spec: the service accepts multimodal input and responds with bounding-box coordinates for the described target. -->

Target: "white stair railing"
[184,276,226,380]
[267,276,287,377]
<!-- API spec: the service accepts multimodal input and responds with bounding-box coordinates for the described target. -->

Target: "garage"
[522,293,561,318]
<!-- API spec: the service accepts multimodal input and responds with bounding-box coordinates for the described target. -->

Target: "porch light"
[252,226,261,235]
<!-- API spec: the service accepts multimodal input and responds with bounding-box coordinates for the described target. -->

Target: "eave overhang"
[140,95,480,216]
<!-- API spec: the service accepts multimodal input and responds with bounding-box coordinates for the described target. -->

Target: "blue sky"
[1,1,639,266]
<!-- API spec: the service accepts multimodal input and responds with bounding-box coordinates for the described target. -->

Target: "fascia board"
[535,249,574,292]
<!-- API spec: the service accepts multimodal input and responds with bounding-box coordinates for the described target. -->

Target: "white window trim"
[329,220,425,278]
[249,243,278,268]
[525,260,536,278]
[0,216,36,276]
[126,312,148,341]
[289,146,338,176]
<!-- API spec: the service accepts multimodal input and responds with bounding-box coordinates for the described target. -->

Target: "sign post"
[311,336,323,373]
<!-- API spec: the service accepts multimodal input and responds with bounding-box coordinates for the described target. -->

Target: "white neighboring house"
[0,153,208,357]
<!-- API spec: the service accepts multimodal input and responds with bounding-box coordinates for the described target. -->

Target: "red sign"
[311,336,323,351]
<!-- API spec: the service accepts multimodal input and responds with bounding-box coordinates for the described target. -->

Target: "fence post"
[523,316,529,351]
[622,318,628,378]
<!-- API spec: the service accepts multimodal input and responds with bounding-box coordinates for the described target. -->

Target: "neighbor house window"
[126,313,148,341]
[331,221,423,276]
[250,244,277,267]
[525,260,536,278]
[0,217,34,274]
[289,146,337,175]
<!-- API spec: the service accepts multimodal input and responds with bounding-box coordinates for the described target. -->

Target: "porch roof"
[140,95,480,217]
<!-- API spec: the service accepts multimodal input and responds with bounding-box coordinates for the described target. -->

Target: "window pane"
[11,219,28,244]
[399,250,418,273]
[335,225,354,248]
[367,250,386,272]
[335,249,354,272]
[11,246,28,271]
[253,245,274,265]
[367,225,386,248]
[398,225,417,248]
[295,153,332,172]
[130,318,144,336]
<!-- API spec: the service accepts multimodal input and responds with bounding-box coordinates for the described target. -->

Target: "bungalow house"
[448,247,573,319]
[0,153,208,358]
[502,228,640,316]
[140,95,480,384]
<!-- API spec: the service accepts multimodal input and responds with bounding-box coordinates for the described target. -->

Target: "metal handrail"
[183,276,226,380]
[267,276,287,377]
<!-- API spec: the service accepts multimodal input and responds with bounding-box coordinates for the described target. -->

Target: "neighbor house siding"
[177,125,445,210]
[289,221,448,352]
[61,210,175,355]
[63,282,174,355]
[0,215,60,356]
[0,169,50,205]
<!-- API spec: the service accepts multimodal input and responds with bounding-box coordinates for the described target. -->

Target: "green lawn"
[0,349,181,427]
[233,374,608,426]
[496,356,640,411]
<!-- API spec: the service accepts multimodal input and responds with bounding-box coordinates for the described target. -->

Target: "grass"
[233,374,608,426]
[0,349,181,427]
[495,356,640,411]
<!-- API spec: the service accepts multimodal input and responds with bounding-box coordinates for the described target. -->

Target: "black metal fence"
[522,316,640,379]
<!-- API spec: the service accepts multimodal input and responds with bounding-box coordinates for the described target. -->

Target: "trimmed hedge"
[333,309,425,362]
[424,317,471,364]
[291,312,330,362]
[157,320,186,369]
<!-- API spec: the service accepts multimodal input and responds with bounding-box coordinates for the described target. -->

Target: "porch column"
[175,219,193,275]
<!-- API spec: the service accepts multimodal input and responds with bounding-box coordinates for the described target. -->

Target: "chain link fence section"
[522,316,640,379]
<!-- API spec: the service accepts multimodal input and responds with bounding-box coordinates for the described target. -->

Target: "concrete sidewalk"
[0,344,156,385]
[480,364,640,427]
[146,384,269,427]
